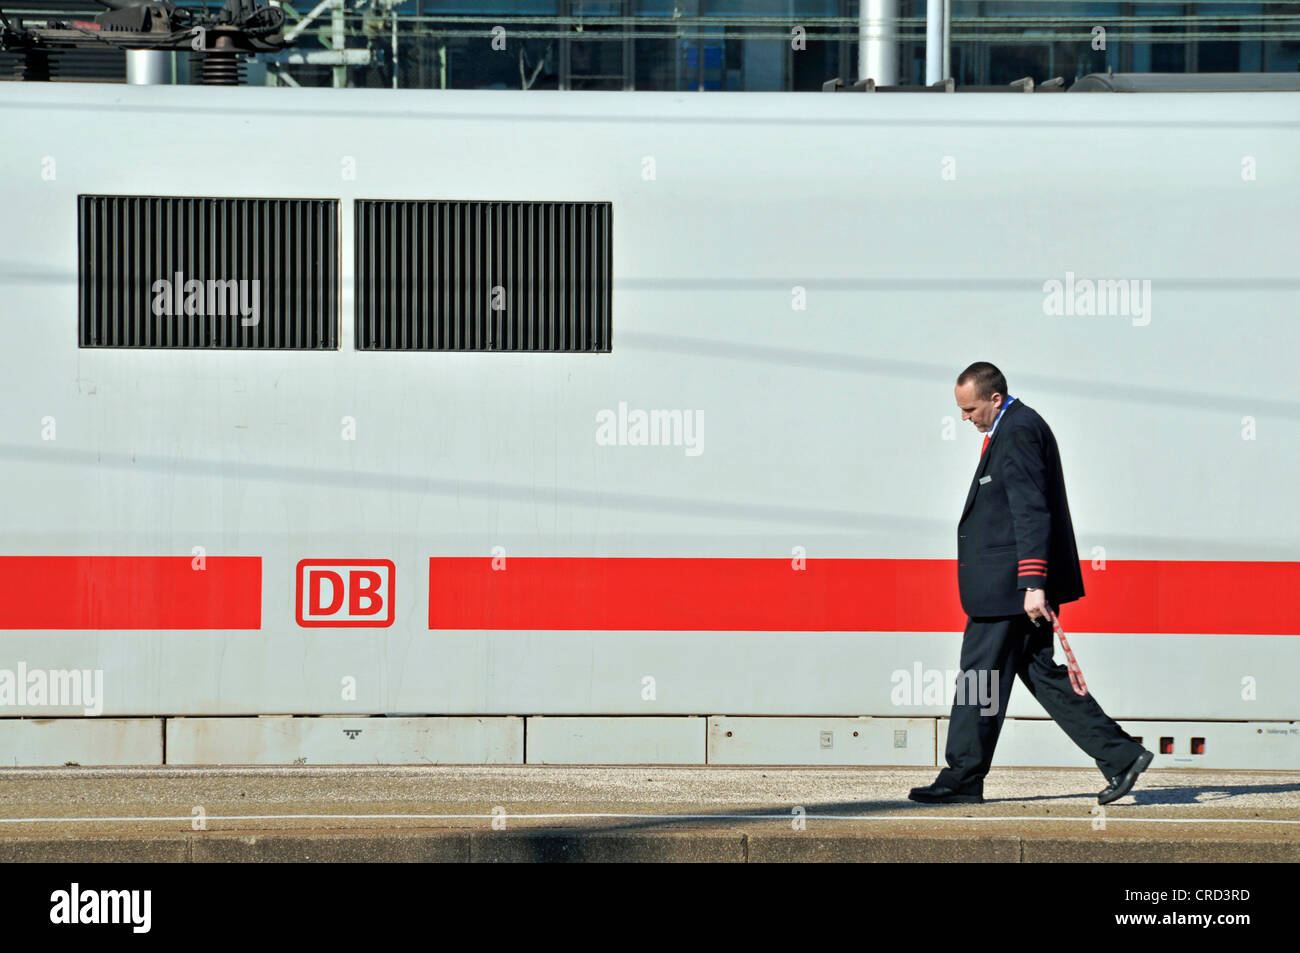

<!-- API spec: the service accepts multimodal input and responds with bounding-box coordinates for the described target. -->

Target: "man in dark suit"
[909,362,1153,806]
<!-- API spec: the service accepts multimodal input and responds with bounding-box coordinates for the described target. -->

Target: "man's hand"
[1024,587,1050,624]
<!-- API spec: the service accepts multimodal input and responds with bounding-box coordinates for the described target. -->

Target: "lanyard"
[1043,605,1089,696]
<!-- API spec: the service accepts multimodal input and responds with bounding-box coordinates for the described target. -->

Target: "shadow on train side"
[623,332,1300,421]
[1,441,1294,558]
[0,442,945,533]
[2,259,1297,419]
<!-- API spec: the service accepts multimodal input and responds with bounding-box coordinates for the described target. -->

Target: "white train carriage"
[0,82,1297,768]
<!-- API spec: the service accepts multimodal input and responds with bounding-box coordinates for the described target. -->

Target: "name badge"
[979,475,992,485]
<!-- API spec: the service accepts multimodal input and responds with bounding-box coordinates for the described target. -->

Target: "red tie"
[980,434,990,457]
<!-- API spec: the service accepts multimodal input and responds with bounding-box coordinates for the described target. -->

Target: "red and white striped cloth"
[1043,605,1089,696]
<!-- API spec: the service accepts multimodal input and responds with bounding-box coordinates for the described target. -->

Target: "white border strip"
[1,813,1298,825]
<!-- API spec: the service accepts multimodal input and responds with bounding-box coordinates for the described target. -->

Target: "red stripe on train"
[0,556,261,629]
[428,557,1300,634]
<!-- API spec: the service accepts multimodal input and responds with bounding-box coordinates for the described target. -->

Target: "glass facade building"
[346,0,1300,90]
[3,0,1299,86]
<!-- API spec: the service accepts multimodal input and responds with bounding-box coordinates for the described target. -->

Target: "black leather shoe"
[1098,749,1154,805]
[908,781,984,804]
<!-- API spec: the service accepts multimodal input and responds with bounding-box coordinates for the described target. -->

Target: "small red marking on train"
[296,559,395,627]
[0,556,260,629]
[427,557,1300,634]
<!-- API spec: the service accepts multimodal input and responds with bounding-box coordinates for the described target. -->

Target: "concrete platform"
[0,765,1296,862]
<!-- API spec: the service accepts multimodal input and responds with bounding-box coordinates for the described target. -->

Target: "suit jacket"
[957,399,1085,617]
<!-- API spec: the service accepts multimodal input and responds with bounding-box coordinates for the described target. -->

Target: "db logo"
[295,559,395,627]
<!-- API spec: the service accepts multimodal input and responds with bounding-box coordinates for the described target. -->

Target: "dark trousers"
[936,610,1145,791]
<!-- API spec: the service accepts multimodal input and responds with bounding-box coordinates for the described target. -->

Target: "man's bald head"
[956,362,1007,402]
[955,362,1008,433]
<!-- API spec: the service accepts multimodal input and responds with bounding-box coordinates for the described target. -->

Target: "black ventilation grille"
[78,195,339,349]
[356,200,612,352]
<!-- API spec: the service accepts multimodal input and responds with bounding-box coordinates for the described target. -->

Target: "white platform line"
[0,813,1298,825]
